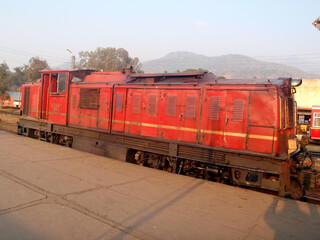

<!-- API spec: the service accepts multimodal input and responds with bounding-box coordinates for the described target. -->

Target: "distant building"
[0,91,21,108]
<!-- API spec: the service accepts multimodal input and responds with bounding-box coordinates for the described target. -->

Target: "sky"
[0,0,320,73]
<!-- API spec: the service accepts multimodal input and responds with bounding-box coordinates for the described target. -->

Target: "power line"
[0,44,69,61]
[252,53,320,58]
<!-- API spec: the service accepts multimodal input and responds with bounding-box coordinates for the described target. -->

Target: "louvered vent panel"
[132,93,141,114]
[209,96,220,120]
[147,94,157,116]
[115,93,123,112]
[80,88,99,109]
[185,96,196,118]
[23,87,30,116]
[166,95,177,116]
[232,99,244,122]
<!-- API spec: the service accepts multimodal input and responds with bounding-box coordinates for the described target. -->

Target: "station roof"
[6,91,20,101]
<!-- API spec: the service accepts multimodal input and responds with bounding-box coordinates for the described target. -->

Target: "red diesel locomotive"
[18,69,310,199]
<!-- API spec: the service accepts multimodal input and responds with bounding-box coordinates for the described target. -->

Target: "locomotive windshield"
[50,73,67,94]
[58,73,67,93]
[71,70,93,82]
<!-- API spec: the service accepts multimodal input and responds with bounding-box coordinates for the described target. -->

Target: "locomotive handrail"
[278,96,287,131]
[206,82,272,85]
[114,82,201,86]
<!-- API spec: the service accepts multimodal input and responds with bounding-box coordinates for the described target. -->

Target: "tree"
[0,62,10,95]
[77,47,143,73]
[11,66,27,87]
[183,68,209,73]
[24,57,50,82]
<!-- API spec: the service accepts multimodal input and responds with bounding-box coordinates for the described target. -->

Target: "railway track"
[309,151,320,157]
[302,195,320,205]
[0,122,17,134]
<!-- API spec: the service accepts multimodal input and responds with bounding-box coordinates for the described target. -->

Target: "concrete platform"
[0,131,319,240]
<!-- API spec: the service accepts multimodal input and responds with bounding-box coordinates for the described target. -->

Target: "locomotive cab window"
[57,73,67,93]
[50,74,58,93]
[313,113,320,127]
[50,73,67,94]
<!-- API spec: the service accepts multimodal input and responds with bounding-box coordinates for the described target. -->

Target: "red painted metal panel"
[124,88,143,135]
[158,89,180,141]
[201,89,226,147]
[178,90,200,143]
[72,87,100,129]
[68,88,81,127]
[68,86,101,129]
[21,84,39,119]
[247,126,274,154]
[112,88,127,132]
[223,91,249,150]
[140,89,160,138]
[41,74,49,119]
[98,88,112,131]
[29,86,39,119]
[47,95,67,125]
[79,107,98,129]
[249,90,277,126]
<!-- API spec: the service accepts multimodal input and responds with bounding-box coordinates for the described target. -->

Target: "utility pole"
[313,16,320,31]
[67,49,75,70]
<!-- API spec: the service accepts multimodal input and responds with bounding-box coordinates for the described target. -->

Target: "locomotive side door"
[98,87,112,131]
[47,72,68,125]
[223,91,249,150]
[158,89,180,141]
[40,74,50,119]
[201,89,227,147]
[112,87,127,132]
[179,89,201,143]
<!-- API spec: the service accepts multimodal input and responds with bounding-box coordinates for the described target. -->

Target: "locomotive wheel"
[290,180,304,200]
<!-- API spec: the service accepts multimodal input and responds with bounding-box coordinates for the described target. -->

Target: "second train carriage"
[18,69,307,199]
[310,106,320,143]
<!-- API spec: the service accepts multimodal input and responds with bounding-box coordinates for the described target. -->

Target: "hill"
[141,52,319,79]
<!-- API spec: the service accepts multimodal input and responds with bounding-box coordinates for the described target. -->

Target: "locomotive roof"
[39,69,300,87]
[210,78,285,85]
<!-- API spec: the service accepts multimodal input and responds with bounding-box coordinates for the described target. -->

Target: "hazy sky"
[1,0,320,73]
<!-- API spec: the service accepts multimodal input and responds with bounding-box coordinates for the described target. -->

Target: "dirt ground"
[0,108,19,132]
